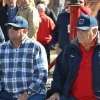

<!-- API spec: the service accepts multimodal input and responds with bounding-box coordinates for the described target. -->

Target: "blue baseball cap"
[5,16,28,29]
[76,13,98,30]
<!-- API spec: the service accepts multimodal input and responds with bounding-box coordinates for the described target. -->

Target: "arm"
[45,8,57,24]
[47,51,68,100]
[47,44,78,100]
[29,43,48,93]
[27,8,41,38]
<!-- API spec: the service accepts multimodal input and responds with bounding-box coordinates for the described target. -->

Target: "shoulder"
[0,41,9,49]
[27,39,45,50]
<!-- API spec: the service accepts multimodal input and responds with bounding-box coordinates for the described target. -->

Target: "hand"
[55,43,62,55]
[18,91,29,100]
[47,93,60,100]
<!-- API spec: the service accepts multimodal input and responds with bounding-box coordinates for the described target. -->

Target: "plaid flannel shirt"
[0,37,48,97]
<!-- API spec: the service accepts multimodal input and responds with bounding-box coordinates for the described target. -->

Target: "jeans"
[28,94,45,100]
[0,89,17,100]
[0,89,45,100]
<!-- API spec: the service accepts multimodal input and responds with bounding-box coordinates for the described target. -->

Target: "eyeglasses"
[7,25,21,31]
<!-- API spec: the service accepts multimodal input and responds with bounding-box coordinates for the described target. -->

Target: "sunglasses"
[7,25,21,31]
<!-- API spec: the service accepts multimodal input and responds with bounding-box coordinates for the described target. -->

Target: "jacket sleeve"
[51,14,61,45]
[46,44,78,100]
[50,50,68,94]
[27,8,41,38]
[49,10,57,24]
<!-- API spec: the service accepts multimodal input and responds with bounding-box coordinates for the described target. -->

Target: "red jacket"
[80,6,92,15]
[37,11,55,45]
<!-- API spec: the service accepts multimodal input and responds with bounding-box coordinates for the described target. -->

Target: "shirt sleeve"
[29,42,48,93]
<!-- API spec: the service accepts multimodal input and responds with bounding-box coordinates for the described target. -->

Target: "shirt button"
[13,78,15,81]
[15,59,17,61]
[14,89,17,92]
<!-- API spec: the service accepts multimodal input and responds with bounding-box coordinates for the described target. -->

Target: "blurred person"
[96,9,100,31]
[80,0,92,15]
[0,1,1,9]
[59,0,70,13]
[0,0,18,41]
[0,26,5,44]
[52,0,70,55]
[47,13,99,100]
[0,16,48,100]
[37,0,57,24]
[37,3,55,64]
[17,0,41,40]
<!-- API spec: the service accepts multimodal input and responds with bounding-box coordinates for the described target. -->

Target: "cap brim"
[76,27,90,30]
[5,23,22,28]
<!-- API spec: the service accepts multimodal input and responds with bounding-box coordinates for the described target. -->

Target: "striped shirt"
[0,37,48,97]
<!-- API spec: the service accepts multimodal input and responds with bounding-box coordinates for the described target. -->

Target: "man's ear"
[92,28,98,38]
[92,28,98,34]
[23,29,28,34]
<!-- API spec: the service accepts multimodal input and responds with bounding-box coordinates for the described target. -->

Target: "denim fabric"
[0,89,17,100]
[28,94,45,100]
[0,89,45,100]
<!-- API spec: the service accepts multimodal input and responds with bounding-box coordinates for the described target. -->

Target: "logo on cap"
[78,19,85,25]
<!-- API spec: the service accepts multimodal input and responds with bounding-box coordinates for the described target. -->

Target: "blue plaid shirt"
[0,37,48,97]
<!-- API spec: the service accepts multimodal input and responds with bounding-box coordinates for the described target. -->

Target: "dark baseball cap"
[76,13,98,30]
[5,16,28,29]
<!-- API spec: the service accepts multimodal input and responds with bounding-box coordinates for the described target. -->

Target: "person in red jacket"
[80,0,92,15]
[37,3,55,64]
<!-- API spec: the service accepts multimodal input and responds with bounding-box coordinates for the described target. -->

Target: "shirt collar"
[80,38,96,52]
[9,36,29,48]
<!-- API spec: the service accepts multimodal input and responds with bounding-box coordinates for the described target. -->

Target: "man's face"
[77,28,97,45]
[64,1,70,9]
[17,0,29,7]
[7,0,17,8]
[7,26,26,41]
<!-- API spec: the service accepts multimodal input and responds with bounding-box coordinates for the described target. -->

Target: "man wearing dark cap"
[47,13,99,100]
[0,16,48,100]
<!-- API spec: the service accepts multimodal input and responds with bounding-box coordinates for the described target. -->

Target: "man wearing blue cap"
[47,13,100,100]
[0,16,48,100]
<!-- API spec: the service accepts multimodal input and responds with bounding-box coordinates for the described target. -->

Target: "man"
[80,0,92,15]
[37,0,57,24]
[0,16,48,100]
[36,3,55,64]
[0,0,18,41]
[52,0,70,55]
[17,0,41,39]
[47,13,99,100]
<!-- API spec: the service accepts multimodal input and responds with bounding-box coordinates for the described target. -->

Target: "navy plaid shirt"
[0,37,48,96]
